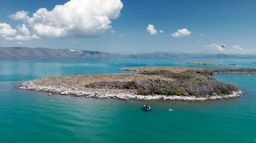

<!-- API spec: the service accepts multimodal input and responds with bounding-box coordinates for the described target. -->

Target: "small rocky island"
[17,67,256,101]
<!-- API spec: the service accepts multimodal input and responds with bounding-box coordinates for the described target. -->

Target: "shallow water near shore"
[1,58,256,143]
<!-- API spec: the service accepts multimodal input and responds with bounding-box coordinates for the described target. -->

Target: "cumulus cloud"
[0,23,39,41]
[30,0,122,38]
[0,23,17,39]
[146,24,158,35]
[172,28,191,38]
[9,10,29,21]
[0,0,123,41]
[15,24,39,41]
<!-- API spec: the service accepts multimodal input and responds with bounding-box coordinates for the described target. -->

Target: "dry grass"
[25,66,242,97]
[35,73,169,89]
[34,67,206,89]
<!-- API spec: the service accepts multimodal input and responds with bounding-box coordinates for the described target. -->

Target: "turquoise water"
[0,58,256,143]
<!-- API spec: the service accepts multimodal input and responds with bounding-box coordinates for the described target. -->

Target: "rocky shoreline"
[17,80,243,101]
[16,66,253,101]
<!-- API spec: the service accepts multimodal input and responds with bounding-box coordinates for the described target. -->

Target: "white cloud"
[17,24,30,36]
[147,24,158,35]
[23,0,122,38]
[159,30,164,33]
[0,23,17,39]
[206,43,255,54]
[232,45,244,51]
[16,24,39,41]
[9,10,29,21]
[0,23,38,41]
[172,28,191,38]
[1,0,123,40]
[207,43,225,52]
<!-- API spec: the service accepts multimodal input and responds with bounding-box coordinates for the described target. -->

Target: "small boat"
[143,104,152,111]
[168,108,174,112]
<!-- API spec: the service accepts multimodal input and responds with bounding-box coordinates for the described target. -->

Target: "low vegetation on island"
[16,66,256,101]
[93,67,237,96]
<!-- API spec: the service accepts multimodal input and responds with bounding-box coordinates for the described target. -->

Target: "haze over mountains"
[0,47,255,59]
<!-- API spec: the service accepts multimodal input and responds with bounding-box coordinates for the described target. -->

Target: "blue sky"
[0,0,255,54]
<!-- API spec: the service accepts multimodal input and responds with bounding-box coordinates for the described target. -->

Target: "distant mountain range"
[0,47,255,59]
[0,47,119,59]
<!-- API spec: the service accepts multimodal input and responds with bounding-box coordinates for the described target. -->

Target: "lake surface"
[0,58,256,143]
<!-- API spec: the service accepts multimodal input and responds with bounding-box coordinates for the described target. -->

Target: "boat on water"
[143,104,152,111]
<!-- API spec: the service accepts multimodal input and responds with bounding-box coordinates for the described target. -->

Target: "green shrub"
[220,88,231,95]
[172,87,188,96]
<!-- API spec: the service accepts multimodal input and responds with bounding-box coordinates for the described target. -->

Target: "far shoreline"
[182,62,237,66]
